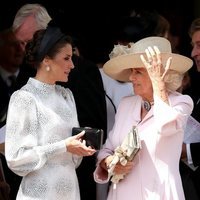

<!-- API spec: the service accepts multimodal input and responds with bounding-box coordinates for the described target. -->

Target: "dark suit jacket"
[60,55,107,200]
[65,55,107,135]
[0,76,11,128]
[191,143,200,167]
[180,135,200,200]
[187,142,200,199]
[0,61,36,128]
[181,69,200,200]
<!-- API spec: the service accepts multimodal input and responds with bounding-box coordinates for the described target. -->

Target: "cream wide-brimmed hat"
[103,36,193,82]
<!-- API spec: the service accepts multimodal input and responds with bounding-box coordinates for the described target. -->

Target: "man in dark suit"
[0,29,25,199]
[181,18,200,200]
[0,3,52,128]
[0,29,24,127]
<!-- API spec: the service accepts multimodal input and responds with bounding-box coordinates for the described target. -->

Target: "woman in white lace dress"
[5,24,96,200]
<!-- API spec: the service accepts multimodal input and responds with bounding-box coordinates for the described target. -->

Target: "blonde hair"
[12,3,52,31]
[164,70,184,91]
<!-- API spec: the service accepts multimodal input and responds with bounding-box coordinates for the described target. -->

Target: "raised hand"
[140,46,170,104]
[140,46,172,83]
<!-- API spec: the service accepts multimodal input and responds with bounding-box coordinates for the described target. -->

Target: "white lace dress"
[5,78,81,200]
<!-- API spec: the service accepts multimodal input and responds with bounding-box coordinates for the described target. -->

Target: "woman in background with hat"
[4,24,96,200]
[94,36,193,200]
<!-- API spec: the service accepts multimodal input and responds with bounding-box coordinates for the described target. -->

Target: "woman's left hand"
[65,131,96,156]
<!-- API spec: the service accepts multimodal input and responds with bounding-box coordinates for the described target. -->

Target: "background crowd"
[0,0,200,200]
[0,0,197,63]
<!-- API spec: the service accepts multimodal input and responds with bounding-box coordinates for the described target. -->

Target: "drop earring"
[46,65,50,72]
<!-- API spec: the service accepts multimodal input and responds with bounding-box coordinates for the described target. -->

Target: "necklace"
[143,101,154,111]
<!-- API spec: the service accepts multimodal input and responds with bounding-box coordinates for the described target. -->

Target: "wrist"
[65,138,70,151]
[100,156,112,171]
[152,82,169,104]
[152,80,166,90]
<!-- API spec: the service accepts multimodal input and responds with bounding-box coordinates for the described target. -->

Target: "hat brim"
[103,52,193,82]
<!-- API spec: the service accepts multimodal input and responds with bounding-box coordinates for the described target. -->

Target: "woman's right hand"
[65,131,96,156]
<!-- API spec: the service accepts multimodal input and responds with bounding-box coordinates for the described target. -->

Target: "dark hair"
[189,18,200,38]
[25,26,73,68]
[113,10,169,44]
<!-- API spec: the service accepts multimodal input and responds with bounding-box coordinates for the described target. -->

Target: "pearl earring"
[46,65,50,72]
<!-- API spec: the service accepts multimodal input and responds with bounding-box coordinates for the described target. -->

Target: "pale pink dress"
[94,92,193,200]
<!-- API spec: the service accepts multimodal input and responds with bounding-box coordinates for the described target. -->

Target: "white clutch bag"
[122,126,141,161]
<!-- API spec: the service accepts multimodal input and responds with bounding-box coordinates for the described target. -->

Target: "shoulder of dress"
[55,85,75,101]
[121,95,140,103]
[169,91,193,103]
[9,89,35,107]
[117,95,140,114]
[55,85,72,95]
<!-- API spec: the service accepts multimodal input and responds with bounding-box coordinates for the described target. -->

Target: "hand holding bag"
[108,126,141,188]
[72,127,104,150]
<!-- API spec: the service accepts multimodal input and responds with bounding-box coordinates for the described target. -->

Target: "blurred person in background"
[61,34,107,200]
[12,3,52,90]
[0,29,24,127]
[181,17,200,200]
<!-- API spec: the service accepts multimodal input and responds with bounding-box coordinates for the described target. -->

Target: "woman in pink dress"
[94,36,194,200]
